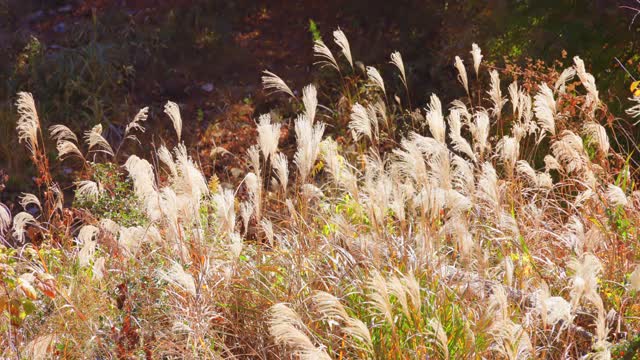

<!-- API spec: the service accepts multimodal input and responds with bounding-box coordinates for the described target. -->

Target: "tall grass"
[1,30,640,359]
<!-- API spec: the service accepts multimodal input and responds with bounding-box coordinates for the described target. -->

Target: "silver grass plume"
[487,70,506,120]
[12,212,37,243]
[157,262,197,296]
[534,83,557,138]
[123,106,149,142]
[583,122,609,155]
[349,102,372,141]
[302,84,318,123]
[448,109,475,161]
[262,70,295,99]
[256,113,281,160]
[164,101,183,141]
[84,124,114,157]
[625,97,640,124]
[555,67,576,94]
[470,110,491,157]
[268,303,331,360]
[157,145,178,179]
[573,56,600,111]
[428,317,450,360]
[77,225,99,267]
[49,124,77,143]
[272,152,289,193]
[390,51,407,88]
[508,81,520,117]
[629,265,640,291]
[606,184,628,207]
[366,66,386,95]
[497,136,520,176]
[56,140,84,161]
[454,56,469,94]
[19,193,41,211]
[333,28,353,68]
[0,203,11,236]
[425,94,446,143]
[294,114,325,182]
[75,180,102,202]
[313,39,339,71]
[213,189,236,234]
[470,43,483,76]
[16,92,40,155]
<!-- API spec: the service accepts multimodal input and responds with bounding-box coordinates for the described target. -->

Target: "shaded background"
[1,0,639,199]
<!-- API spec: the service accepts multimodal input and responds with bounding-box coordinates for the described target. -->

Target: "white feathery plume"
[75,180,102,201]
[544,154,561,172]
[123,106,149,142]
[260,219,274,246]
[23,334,56,360]
[452,155,475,195]
[16,92,40,155]
[534,83,557,137]
[19,193,41,210]
[470,110,491,157]
[93,257,106,280]
[519,91,535,132]
[123,155,157,201]
[470,43,483,76]
[551,131,587,174]
[256,113,281,160]
[448,110,475,161]
[294,114,325,182]
[583,122,609,155]
[542,295,573,326]
[367,271,394,325]
[157,145,178,179]
[425,94,446,143]
[246,145,261,175]
[12,212,37,243]
[77,225,99,267]
[56,140,84,160]
[268,303,331,360]
[272,152,289,193]
[173,144,209,209]
[301,183,324,201]
[157,262,197,296]
[0,204,11,236]
[568,253,603,309]
[497,136,520,175]
[333,28,353,68]
[49,124,77,143]
[313,39,339,71]
[454,56,469,94]
[629,265,640,291]
[84,124,114,157]
[366,66,386,95]
[349,103,372,141]
[262,70,295,99]
[390,51,407,88]
[450,99,472,124]
[213,189,236,234]
[164,101,183,141]
[606,184,628,207]
[428,317,450,360]
[302,84,318,123]
[476,162,500,213]
[573,56,600,109]
[555,67,576,94]
[508,81,520,117]
[625,97,640,124]
[244,172,261,222]
[487,70,506,119]
[239,201,253,235]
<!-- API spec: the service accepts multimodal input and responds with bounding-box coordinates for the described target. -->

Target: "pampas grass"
[4,32,640,360]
